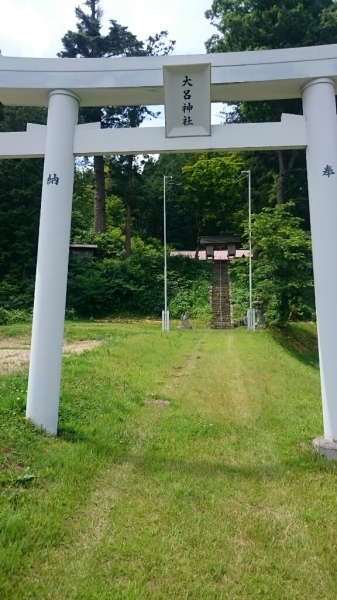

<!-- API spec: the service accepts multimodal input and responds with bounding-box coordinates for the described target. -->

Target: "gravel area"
[0,339,101,374]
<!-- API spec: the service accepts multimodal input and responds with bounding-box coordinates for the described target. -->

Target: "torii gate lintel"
[0,114,307,159]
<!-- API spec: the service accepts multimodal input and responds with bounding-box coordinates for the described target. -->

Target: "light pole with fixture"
[162,175,171,331]
[241,170,255,330]
[162,175,182,332]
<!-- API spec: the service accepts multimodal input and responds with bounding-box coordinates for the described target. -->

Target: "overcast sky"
[1,0,224,124]
[1,0,217,58]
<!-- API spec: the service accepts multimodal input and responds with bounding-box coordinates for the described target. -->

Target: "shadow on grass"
[125,450,333,480]
[57,426,88,443]
[57,423,331,481]
[271,323,319,369]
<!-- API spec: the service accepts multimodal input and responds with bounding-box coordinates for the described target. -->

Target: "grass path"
[1,323,337,598]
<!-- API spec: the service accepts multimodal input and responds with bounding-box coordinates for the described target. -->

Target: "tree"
[205,0,337,205]
[58,0,174,248]
[136,153,196,250]
[0,106,46,284]
[71,165,96,239]
[182,152,245,253]
[229,203,315,325]
[107,153,142,257]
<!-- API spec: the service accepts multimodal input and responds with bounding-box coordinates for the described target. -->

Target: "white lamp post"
[162,175,181,332]
[162,174,171,331]
[241,170,255,331]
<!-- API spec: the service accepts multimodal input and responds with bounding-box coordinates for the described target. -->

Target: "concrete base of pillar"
[313,437,337,460]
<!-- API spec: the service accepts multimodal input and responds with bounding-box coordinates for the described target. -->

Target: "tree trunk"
[276,150,298,205]
[89,3,105,234]
[94,155,105,233]
[125,201,132,257]
[194,209,202,259]
[125,156,133,257]
[276,151,286,205]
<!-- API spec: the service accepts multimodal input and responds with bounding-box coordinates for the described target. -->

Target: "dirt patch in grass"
[0,339,102,374]
[144,399,171,407]
[63,340,101,355]
[95,317,162,324]
[0,338,30,349]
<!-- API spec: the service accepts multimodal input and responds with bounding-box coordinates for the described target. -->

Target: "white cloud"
[0,0,77,57]
[99,0,215,55]
[0,0,224,123]
[1,0,217,57]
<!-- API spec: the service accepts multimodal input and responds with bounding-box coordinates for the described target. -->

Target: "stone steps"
[209,260,232,329]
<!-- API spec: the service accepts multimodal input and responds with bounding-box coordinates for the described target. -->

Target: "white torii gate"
[1,45,337,456]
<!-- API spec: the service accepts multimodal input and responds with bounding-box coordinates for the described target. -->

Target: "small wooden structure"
[199,236,241,261]
[69,244,98,259]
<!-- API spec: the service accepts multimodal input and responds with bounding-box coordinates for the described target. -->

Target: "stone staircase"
[210,260,232,329]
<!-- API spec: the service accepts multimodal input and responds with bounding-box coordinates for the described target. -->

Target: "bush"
[0,277,35,310]
[0,307,32,325]
[229,203,315,326]
[0,250,212,324]
[66,254,212,321]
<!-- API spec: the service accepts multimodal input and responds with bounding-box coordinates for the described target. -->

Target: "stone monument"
[178,311,192,329]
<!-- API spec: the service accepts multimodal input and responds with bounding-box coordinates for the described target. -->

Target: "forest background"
[1,0,337,327]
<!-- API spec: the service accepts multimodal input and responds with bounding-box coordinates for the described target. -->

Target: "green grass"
[1,321,336,599]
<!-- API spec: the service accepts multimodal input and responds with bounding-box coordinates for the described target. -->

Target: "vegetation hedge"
[229,204,316,326]
[0,254,211,323]
[66,254,212,321]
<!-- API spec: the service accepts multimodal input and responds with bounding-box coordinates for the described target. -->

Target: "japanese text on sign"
[182,75,193,126]
[163,63,211,138]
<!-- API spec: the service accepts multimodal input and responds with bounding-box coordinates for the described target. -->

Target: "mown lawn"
[1,321,336,599]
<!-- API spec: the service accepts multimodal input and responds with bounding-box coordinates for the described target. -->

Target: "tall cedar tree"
[0,107,46,283]
[136,153,196,249]
[205,0,337,205]
[58,0,174,254]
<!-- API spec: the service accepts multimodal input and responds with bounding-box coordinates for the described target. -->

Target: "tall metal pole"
[248,170,253,318]
[162,175,171,331]
[242,169,255,330]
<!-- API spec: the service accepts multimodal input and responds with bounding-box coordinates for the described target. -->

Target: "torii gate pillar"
[302,78,337,445]
[26,90,79,435]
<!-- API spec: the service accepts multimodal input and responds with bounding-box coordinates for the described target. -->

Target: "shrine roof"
[69,244,98,249]
[199,236,241,247]
[170,249,250,260]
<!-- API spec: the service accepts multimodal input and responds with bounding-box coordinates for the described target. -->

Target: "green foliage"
[138,154,196,249]
[168,279,211,321]
[167,257,212,320]
[105,195,125,230]
[229,203,315,325]
[0,276,35,311]
[0,308,31,325]
[205,0,337,53]
[66,254,211,321]
[71,167,95,238]
[0,107,46,282]
[205,0,337,210]
[72,228,126,259]
[182,152,246,237]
